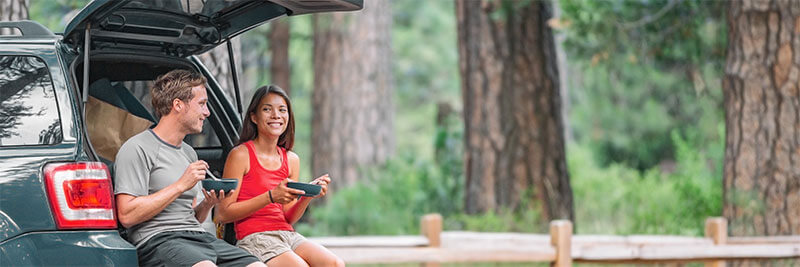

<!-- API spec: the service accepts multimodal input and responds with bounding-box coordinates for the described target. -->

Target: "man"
[114,69,265,267]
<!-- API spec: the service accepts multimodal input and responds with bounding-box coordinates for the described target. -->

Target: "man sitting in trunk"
[113,69,266,267]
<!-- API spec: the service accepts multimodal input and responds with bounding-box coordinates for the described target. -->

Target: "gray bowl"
[287,181,321,197]
[201,178,238,192]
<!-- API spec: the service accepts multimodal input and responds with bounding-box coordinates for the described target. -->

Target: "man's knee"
[322,254,345,267]
[246,261,267,267]
[192,260,216,267]
[333,257,345,267]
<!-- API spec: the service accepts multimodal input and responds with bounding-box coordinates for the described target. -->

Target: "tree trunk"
[456,0,574,223]
[723,0,800,238]
[312,0,394,190]
[269,17,291,96]
[0,0,28,35]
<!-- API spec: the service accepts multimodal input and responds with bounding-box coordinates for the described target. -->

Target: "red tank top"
[234,141,294,240]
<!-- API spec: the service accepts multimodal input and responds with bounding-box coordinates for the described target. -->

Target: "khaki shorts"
[236,231,307,262]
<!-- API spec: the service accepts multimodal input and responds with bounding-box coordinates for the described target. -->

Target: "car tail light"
[44,162,116,229]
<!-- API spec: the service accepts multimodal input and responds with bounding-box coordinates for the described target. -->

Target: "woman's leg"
[294,242,344,267]
[266,251,309,267]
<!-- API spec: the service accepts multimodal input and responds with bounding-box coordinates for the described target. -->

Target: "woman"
[217,85,343,266]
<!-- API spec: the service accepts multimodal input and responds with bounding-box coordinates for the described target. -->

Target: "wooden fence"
[307,214,800,266]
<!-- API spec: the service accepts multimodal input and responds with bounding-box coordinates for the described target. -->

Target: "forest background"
[18,0,792,242]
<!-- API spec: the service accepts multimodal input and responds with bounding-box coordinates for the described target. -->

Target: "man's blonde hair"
[150,69,207,118]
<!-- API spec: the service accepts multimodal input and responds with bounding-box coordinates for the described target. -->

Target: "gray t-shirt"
[114,129,205,247]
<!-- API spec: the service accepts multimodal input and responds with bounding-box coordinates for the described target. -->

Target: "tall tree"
[312,0,394,189]
[269,18,291,96]
[723,0,800,238]
[456,0,573,223]
[0,0,28,35]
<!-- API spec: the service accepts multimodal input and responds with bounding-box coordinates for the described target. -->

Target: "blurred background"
[18,0,797,245]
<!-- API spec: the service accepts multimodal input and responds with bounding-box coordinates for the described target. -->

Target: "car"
[0,0,362,265]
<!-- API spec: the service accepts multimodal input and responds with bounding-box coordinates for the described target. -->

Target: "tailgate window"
[0,55,62,146]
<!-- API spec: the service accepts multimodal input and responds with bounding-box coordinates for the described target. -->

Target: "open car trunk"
[73,54,238,177]
[65,0,363,172]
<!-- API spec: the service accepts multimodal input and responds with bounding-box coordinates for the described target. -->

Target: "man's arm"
[116,161,208,228]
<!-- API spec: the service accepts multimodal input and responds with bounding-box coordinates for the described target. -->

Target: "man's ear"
[173,98,183,113]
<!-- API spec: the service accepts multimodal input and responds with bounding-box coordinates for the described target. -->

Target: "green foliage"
[302,124,723,236]
[296,108,466,236]
[297,115,547,235]
[448,205,543,233]
[569,56,724,169]
[570,126,723,235]
[392,0,460,107]
[28,0,90,32]
[560,0,726,67]
[296,148,464,236]
[560,0,727,170]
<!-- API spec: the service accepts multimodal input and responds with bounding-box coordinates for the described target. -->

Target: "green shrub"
[570,125,723,235]
[297,147,464,236]
[299,124,724,237]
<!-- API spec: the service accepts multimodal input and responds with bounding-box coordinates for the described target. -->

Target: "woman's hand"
[269,178,305,204]
[310,174,330,198]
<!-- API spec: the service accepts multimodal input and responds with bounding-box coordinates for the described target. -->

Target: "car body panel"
[0,231,136,266]
[0,42,78,242]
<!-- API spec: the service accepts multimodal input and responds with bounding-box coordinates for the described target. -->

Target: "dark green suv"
[0,0,360,265]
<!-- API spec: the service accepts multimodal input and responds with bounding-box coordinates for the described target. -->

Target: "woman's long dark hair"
[237,85,295,150]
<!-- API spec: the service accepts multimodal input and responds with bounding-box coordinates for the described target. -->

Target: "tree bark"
[0,0,28,35]
[723,0,800,239]
[269,17,291,96]
[456,0,574,223]
[311,0,394,190]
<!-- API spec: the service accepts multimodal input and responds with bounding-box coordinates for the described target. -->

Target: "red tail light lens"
[44,162,116,229]
[64,179,112,209]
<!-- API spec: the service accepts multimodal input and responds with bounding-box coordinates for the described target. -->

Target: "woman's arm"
[283,151,330,224]
[214,146,265,223]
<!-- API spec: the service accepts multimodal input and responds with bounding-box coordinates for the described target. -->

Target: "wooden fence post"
[420,213,442,267]
[550,220,572,267]
[421,213,442,247]
[705,217,727,267]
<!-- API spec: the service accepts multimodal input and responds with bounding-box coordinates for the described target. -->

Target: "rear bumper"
[0,230,137,266]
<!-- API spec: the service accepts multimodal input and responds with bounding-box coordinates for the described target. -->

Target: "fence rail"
[307,214,800,266]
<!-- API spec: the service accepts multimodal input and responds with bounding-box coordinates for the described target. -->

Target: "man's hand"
[195,188,232,223]
[269,178,305,204]
[310,174,331,198]
[200,189,232,207]
[178,160,208,192]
